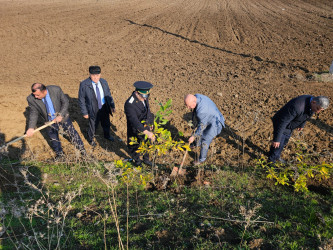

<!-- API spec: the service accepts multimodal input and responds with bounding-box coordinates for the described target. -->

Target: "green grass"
[0,158,332,249]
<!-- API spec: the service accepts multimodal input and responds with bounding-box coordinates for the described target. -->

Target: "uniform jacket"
[272,95,313,142]
[78,77,115,119]
[124,92,154,136]
[27,85,69,129]
[193,94,225,137]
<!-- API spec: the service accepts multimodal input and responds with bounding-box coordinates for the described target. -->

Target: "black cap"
[134,81,153,93]
[89,66,101,74]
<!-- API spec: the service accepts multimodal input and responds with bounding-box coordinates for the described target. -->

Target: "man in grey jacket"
[26,83,86,159]
[78,66,116,146]
[185,94,225,165]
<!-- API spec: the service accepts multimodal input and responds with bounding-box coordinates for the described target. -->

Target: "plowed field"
[0,0,332,165]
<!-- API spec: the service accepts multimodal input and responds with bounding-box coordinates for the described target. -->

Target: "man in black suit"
[124,81,155,166]
[78,66,116,146]
[268,95,329,163]
[26,83,86,159]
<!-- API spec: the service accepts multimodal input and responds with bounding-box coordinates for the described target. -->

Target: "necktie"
[44,98,52,121]
[95,83,102,109]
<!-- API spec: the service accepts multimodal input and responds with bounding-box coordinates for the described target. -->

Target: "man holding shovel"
[184,94,225,165]
[26,83,86,160]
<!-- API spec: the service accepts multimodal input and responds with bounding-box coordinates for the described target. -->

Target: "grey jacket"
[27,85,69,129]
[194,94,225,138]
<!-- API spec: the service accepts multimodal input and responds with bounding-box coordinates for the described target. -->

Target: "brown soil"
[0,0,332,166]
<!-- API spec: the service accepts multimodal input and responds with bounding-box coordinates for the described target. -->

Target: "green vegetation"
[1,159,332,249]
[130,99,190,163]
[257,140,333,192]
[0,101,332,249]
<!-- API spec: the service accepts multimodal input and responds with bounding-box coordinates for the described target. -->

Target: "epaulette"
[128,96,134,104]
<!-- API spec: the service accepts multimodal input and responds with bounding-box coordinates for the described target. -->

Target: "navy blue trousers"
[47,118,85,156]
[87,104,111,142]
[268,130,292,163]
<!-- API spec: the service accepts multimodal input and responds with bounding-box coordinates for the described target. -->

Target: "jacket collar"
[132,91,148,108]
[305,96,313,115]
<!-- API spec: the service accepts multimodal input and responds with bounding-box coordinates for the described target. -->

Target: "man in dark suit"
[78,66,116,146]
[26,83,86,159]
[268,95,329,163]
[124,81,155,166]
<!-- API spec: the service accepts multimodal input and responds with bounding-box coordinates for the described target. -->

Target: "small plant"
[130,99,190,165]
[116,159,153,249]
[0,165,83,249]
[257,141,333,192]
[239,202,262,246]
[115,159,152,188]
[95,160,152,250]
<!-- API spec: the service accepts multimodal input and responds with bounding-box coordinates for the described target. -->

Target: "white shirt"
[92,81,105,105]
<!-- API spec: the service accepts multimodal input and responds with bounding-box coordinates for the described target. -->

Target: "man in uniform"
[124,81,155,166]
[78,66,116,146]
[26,83,86,159]
[185,94,225,165]
[268,95,329,163]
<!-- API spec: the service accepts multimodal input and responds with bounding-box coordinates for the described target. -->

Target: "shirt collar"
[42,91,50,101]
[92,80,100,85]
[195,94,201,108]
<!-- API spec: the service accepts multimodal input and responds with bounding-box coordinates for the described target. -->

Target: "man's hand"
[26,128,35,137]
[53,116,63,123]
[297,127,303,131]
[83,115,89,119]
[143,130,155,143]
[271,141,280,148]
[188,136,195,144]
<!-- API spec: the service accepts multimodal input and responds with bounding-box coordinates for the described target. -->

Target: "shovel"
[0,121,56,151]
[170,145,189,177]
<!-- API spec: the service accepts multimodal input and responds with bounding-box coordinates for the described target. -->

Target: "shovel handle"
[0,120,56,150]
[179,148,189,171]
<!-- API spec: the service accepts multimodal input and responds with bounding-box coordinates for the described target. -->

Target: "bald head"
[184,94,197,109]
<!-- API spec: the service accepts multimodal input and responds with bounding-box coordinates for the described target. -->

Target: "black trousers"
[268,130,292,163]
[87,104,111,142]
[127,133,149,163]
[47,118,85,156]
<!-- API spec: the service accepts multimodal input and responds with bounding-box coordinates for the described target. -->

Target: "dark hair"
[31,83,46,92]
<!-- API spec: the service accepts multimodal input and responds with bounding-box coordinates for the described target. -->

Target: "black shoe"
[104,136,114,142]
[89,140,97,147]
[55,154,65,162]
[143,160,153,167]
